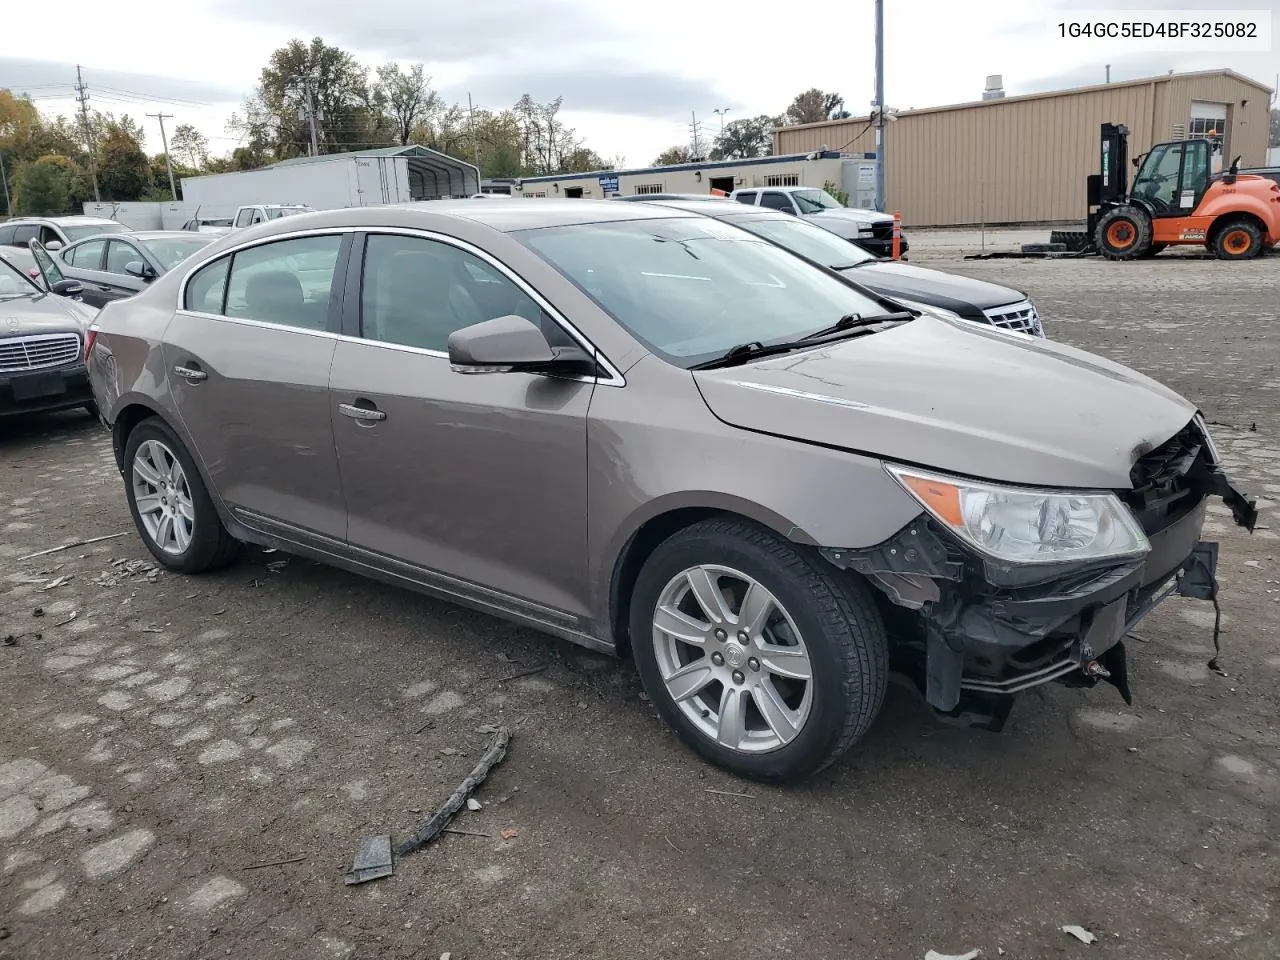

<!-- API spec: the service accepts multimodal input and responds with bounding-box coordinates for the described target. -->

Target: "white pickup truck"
[229,204,316,230]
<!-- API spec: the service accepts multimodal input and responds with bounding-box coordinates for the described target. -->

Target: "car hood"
[809,208,893,224]
[843,260,1025,315]
[0,293,97,335]
[692,313,1195,490]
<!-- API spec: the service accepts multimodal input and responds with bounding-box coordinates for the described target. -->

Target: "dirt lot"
[2,239,1279,960]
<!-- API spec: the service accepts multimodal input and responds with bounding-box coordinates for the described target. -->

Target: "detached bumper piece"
[823,419,1256,731]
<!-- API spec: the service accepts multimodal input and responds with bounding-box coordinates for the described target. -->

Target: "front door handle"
[338,401,386,422]
[174,364,207,382]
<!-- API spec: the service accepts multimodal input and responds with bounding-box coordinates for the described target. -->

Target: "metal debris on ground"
[343,835,393,886]
[926,950,981,960]
[53,612,77,627]
[41,575,74,590]
[1061,925,1097,945]
[441,828,490,839]
[243,856,307,871]
[266,560,288,573]
[495,664,547,683]
[17,531,127,561]
[397,726,511,858]
[466,798,482,812]
[705,788,754,800]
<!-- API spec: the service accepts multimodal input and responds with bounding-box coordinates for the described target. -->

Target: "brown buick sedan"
[85,200,1255,782]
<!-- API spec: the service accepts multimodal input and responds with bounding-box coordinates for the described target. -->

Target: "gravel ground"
[2,238,1279,960]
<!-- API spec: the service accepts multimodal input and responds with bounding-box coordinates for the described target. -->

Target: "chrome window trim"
[175,224,626,387]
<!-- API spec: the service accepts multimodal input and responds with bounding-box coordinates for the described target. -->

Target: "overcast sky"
[2,0,1276,171]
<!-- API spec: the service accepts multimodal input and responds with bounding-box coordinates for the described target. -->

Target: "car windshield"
[139,236,218,271]
[791,189,843,213]
[733,216,877,267]
[0,256,39,298]
[62,222,130,243]
[518,217,891,367]
[266,207,314,220]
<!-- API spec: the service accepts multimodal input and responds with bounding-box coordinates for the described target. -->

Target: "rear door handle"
[174,364,207,382]
[338,401,386,422]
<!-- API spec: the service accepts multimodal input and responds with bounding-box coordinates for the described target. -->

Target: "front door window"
[1132,143,1183,212]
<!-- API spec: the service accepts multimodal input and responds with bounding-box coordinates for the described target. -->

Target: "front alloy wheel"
[630,518,888,783]
[653,564,813,754]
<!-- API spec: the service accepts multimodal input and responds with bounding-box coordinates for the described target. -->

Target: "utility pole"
[295,75,320,157]
[148,112,177,200]
[690,111,704,159]
[75,65,101,201]
[467,92,479,169]
[1105,64,1112,83]
[0,152,11,216]
[713,107,731,131]
[874,0,886,212]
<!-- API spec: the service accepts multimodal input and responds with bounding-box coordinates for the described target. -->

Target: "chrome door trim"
[174,224,626,387]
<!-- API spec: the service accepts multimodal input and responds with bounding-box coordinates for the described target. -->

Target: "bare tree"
[375,63,442,146]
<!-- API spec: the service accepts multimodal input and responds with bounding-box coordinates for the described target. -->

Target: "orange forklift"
[1086,122,1280,260]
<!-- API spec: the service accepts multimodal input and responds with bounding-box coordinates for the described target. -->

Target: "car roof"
[258,198,705,235]
[751,185,823,194]
[643,198,790,219]
[11,215,125,225]
[126,231,218,242]
[612,193,720,202]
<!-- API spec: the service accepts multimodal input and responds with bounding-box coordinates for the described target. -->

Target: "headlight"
[886,465,1151,564]
[855,221,875,234]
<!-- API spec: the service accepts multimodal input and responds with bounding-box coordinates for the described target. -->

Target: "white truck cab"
[230,204,316,229]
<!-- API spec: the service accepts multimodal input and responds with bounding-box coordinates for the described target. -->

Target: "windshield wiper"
[798,310,915,341]
[691,340,808,370]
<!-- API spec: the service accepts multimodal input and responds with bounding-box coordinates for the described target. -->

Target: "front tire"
[123,417,240,573]
[629,518,888,783]
[1095,206,1152,260]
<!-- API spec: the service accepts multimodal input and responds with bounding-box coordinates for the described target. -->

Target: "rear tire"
[123,417,241,574]
[629,518,888,783]
[1095,207,1152,260]
[1212,219,1263,260]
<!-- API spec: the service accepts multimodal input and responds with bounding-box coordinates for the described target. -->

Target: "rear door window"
[759,192,794,212]
[13,224,38,244]
[185,257,230,314]
[223,235,343,331]
[734,191,758,205]
[72,239,107,271]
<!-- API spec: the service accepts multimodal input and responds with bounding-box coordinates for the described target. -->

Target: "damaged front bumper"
[822,460,1257,730]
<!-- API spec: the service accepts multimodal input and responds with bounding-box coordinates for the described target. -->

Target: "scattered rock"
[466,798,482,812]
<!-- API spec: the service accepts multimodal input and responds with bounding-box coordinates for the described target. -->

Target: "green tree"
[230,37,394,160]
[784,88,845,125]
[558,146,607,173]
[653,144,696,166]
[710,115,780,160]
[375,63,441,145]
[95,116,150,200]
[13,157,70,214]
[170,123,209,170]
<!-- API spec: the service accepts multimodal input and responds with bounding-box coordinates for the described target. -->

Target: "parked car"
[613,193,724,202]
[0,253,98,419]
[181,217,235,236]
[38,231,219,309]
[648,198,1044,337]
[729,185,908,258]
[0,215,131,253]
[85,200,1256,783]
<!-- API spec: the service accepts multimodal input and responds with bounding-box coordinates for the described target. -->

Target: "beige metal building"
[773,69,1274,227]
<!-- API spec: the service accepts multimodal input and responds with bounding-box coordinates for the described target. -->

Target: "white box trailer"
[178,146,480,219]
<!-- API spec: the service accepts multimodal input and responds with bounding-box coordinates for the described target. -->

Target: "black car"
[44,231,217,309]
[650,199,1044,337]
[0,252,98,419]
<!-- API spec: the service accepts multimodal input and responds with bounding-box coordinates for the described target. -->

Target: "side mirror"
[124,260,155,279]
[50,279,83,297]
[45,239,63,251]
[448,314,596,378]
[448,315,554,373]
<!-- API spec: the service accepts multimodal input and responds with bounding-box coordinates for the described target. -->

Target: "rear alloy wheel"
[123,418,240,573]
[630,518,888,783]
[1213,220,1263,260]
[1095,207,1152,260]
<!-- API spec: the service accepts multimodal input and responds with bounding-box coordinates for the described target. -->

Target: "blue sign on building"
[598,176,620,193]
